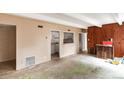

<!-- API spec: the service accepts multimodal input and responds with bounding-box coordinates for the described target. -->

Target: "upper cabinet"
[102,24,114,40]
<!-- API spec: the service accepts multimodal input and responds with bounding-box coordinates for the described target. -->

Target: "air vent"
[26,56,35,66]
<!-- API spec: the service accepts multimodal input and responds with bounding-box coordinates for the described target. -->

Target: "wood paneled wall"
[87,23,124,57]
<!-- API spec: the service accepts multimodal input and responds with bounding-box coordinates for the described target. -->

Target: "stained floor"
[0,60,16,76]
[0,54,124,79]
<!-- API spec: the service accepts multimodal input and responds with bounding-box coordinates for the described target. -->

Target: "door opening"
[79,33,82,53]
[0,24,16,74]
[79,33,88,53]
[51,31,60,60]
[82,33,88,53]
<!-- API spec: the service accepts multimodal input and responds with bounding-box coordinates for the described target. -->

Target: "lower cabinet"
[96,44,114,59]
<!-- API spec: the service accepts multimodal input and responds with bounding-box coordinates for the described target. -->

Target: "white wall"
[0,14,81,70]
[60,32,77,58]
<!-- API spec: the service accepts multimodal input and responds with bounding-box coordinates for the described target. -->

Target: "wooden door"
[87,27,95,54]
[87,27,95,48]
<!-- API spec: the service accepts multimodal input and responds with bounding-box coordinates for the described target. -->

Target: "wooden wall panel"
[113,24,120,57]
[87,23,124,57]
[119,24,124,56]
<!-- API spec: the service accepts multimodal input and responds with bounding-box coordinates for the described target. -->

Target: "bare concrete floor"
[1,54,124,79]
[0,60,16,76]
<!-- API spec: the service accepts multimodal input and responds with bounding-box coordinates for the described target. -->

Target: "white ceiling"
[10,13,124,29]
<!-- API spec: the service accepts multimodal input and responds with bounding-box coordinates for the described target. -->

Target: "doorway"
[79,33,82,53]
[79,33,88,53]
[0,24,16,74]
[51,31,60,60]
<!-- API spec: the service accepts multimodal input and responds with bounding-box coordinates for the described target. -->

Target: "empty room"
[1,13,124,79]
